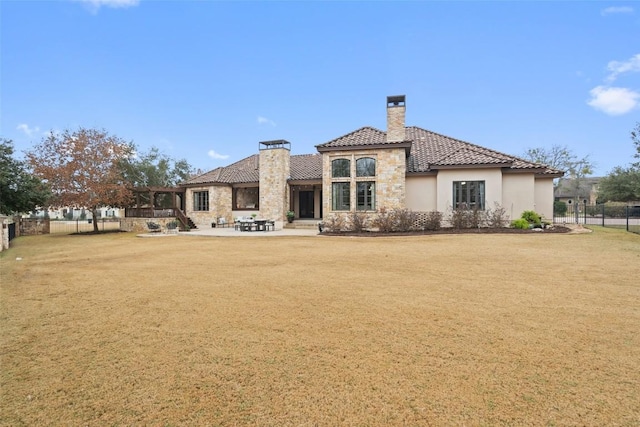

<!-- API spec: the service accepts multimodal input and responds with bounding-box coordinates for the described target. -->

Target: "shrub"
[554,200,567,216]
[521,210,541,225]
[394,208,417,232]
[372,207,395,232]
[424,211,442,231]
[511,218,530,229]
[449,208,482,229]
[322,214,346,232]
[485,203,509,228]
[348,211,369,233]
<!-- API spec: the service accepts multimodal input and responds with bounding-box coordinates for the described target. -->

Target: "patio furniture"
[146,222,161,232]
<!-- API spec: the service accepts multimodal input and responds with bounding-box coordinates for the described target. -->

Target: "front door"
[299,191,314,218]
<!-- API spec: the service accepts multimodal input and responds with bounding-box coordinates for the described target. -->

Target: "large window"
[453,181,485,210]
[332,159,350,178]
[356,157,376,177]
[332,183,350,210]
[193,191,209,211]
[233,187,259,210]
[357,182,375,210]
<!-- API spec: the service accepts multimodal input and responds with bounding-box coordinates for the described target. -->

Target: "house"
[180,95,563,229]
[554,177,602,207]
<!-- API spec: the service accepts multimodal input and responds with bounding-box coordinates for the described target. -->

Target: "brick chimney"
[386,95,406,142]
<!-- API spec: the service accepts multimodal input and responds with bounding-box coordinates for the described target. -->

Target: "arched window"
[332,159,350,178]
[356,157,376,177]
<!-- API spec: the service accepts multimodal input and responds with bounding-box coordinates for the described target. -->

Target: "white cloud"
[587,86,640,115]
[208,150,230,160]
[76,0,139,13]
[257,116,276,126]
[601,6,634,16]
[16,123,40,136]
[605,53,640,83]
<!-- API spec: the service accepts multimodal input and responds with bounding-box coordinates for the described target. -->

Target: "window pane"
[356,158,376,177]
[332,159,350,178]
[193,191,209,211]
[332,182,350,210]
[357,182,375,210]
[453,181,485,210]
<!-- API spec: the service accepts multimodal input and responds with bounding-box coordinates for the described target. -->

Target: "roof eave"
[316,141,412,153]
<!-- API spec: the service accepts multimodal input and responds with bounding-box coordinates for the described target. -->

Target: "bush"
[372,207,395,232]
[485,203,509,228]
[554,200,567,216]
[511,218,530,229]
[521,210,541,225]
[424,211,443,231]
[322,214,346,232]
[347,211,369,232]
[394,208,417,232]
[449,208,482,229]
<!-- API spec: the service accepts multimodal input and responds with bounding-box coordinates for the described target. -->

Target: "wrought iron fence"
[554,202,640,234]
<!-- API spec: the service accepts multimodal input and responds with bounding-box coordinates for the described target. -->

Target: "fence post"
[627,206,630,232]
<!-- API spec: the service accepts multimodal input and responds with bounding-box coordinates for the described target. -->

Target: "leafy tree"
[598,122,640,202]
[26,128,134,232]
[118,146,195,208]
[598,166,640,202]
[119,146,193,187]
[0,139,50,215]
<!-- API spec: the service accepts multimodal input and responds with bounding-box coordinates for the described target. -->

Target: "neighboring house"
[180,95,563,228]
[554,177,602,207]
[24,206,124,220]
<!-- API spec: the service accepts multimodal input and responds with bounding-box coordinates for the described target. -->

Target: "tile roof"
[182,153,324,185]
[183,125,563,186]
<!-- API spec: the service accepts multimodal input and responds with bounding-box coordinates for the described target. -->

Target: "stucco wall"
[534,177,555,220]
[435,168,503,213]
[502,173,535,221]
[406,175,437,211]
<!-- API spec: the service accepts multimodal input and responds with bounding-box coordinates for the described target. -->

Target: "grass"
[1,228,639,426]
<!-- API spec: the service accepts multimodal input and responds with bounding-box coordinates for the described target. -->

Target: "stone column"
[259,140,291,225]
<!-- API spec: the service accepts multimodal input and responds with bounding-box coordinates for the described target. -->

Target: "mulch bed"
[320,226,572,237]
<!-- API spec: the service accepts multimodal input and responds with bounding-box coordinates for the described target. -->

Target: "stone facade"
[322,147,407,220]
[259,146,290,222]
[387,102,406,142]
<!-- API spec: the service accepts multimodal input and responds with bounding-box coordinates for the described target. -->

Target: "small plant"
[521,210,542,226]
[511,218,530,229]
[251,213,257,219]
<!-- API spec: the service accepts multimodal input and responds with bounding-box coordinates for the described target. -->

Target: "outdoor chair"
[217,217,228,228]
[146,222,161,232]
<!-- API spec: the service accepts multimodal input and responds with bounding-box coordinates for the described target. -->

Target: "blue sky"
[1,1,639,176]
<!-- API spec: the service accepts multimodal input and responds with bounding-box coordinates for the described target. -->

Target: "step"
[284,220,321,230]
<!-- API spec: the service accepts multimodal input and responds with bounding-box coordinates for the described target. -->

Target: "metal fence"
[48,219,122,234]
[554,203,640,234]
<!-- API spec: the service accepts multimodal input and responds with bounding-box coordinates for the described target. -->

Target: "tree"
[26,128,134,232]
[0,139,51,215]
[118,146,193,188]
[523,144,594,207]
[598,122,640,202]
[598,166,640,202]
[118,146,195,209]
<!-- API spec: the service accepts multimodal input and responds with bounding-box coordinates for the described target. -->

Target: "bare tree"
[26,128,134,232]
